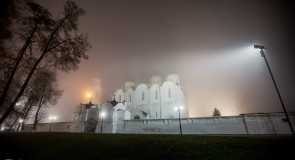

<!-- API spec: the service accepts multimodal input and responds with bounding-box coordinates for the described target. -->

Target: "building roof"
[107,95,119,106]
[84,101,96,109]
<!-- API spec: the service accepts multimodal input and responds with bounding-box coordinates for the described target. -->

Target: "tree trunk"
[21,121,25,131]
[0,12,67,124]
[0,22,39,109]
[0,51,47,124]
[8,117,18,132]
[32,105,42,131]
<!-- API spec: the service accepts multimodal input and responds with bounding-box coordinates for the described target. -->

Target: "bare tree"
[0,1,53,109]
[30,70,62,131]
[2,104,23,132]
[0,1,90,124]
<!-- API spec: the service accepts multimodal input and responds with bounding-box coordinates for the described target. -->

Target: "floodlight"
[254,45,265,50]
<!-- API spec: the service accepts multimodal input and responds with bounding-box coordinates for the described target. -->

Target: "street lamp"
[254,45,294,135]
[87,93,92,102]
[18,119,23,131]
[174,106,183,135]
[100,112,105,134]
[49,116,57,132]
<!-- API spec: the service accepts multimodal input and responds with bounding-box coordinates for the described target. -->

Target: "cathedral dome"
[166,72,180,84]
[125,80,135,90]
[150,73,162,85]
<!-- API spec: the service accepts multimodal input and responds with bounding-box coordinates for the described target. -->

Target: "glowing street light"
[254,45,294,135]
[49,116,57,132]
[18,119,23,131]
[87,93,92,102]
[100,112,105,134]
[174,106,183,135]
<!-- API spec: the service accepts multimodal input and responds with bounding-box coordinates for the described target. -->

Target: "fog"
[36,0,295,122]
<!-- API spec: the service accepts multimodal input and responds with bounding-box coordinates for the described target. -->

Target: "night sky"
[36,0,295,122]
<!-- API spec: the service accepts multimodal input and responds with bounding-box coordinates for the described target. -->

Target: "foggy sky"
[36,0,295,122]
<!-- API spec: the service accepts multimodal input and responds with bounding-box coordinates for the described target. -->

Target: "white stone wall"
[116,113,295,134]
[25,113,295,135]
[134,84,150,114]
[115,89,125,102]
[73,104,87,123]
[95,101,131,133]
[125,88,134,110]
[160,81,186,119]
[24,122,73,132]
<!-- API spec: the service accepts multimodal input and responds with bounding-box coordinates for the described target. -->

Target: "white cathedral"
[71,72,188,132]
[113,72,188,119]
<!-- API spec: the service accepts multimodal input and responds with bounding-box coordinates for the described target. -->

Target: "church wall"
[149,84,160,104]
[150,103,160,118]
[124,89,134,110]
[149,84,160,118]
[116,113,295,134]
[177,87,188,118]
[114,73,188,120]
[95,110,130,133]
[115,89,125,102]
[84,106,99,132]
[24,113,295,135]
[242,113,295,134]
[95,121,113,133]
[69,122,84,132]
[100,103,114,121]
[134,84,149,113]
[74,104,87,123]
[24,122,73,132]
[160,81,187,119]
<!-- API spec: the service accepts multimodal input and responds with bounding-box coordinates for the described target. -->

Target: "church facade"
[70,72,188,133]
[114,72,188,120]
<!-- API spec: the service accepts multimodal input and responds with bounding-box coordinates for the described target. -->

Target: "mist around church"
[0,0,294,159]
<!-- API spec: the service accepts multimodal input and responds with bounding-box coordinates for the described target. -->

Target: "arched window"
[155,90,158,99]
[119,95,121,102]
[168,88,171,98]
[142,92,144,101]
[129,93,131,102]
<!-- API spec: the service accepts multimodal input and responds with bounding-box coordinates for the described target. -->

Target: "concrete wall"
[116,113,295,134]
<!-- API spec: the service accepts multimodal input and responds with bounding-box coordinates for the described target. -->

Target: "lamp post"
[100,112,105,134]
[174,106,183,135]
[49,116,57,132]
[254,45,294,135]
